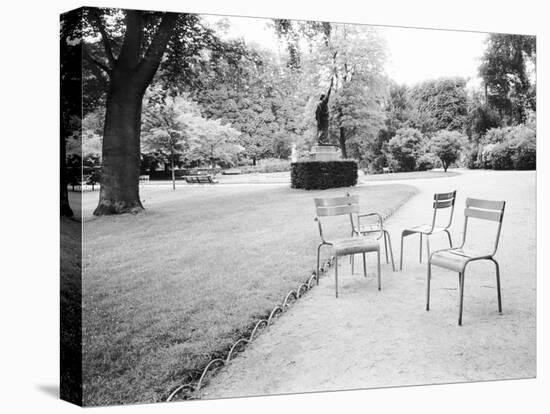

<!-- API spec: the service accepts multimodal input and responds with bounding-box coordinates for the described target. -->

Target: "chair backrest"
[314,196,360,217]
[314,196,360,242]
[462,197,506,255]
[429,191,457,231]
[433,191,456,209]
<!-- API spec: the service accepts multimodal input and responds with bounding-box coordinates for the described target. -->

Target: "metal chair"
[346,192,395,272]
[426,198,506,325]
[400,191,456,270]
[314,196,382,297]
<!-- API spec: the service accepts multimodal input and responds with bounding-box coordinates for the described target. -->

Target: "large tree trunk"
[93,78,145,215]
[339,127,348,158]
[60,135,73,217]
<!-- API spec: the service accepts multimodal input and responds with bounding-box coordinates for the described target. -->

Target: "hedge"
[291,160,358,190]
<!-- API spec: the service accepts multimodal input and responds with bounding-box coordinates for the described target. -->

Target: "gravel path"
[201,169,536,399]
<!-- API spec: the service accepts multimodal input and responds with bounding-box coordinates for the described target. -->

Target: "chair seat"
[357,224,382,234]
[331,236,379,256]
[403,224,449,235]
[430,248,491,272]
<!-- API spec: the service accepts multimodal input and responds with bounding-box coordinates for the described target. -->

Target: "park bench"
[184,175,217,184]
[382,167,394,174]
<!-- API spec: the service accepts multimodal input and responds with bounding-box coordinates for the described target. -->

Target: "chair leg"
[400,232,405,270]
[426,235,431,262]
[362,253,367,277]
[385,230,396,271]
[426,261,431,311]
[458,270,465,326]
[316,243,323,286]
[491,258,502,314]
[377,249,381,290]
[351,253,355,274]
[444,229,453,247]
[419,233,423,263]
[335,255,339,298]
[383,231,389,263]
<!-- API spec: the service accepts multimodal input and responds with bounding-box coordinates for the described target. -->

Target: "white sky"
[203,15,489,87]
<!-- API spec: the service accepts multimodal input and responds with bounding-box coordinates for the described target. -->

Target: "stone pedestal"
[309,145,340,161]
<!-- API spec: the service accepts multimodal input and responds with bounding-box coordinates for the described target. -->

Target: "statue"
[315,77,334,145]
[290,143,298,162]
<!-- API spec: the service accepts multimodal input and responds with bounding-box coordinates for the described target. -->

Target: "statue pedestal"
[309,145,340,161]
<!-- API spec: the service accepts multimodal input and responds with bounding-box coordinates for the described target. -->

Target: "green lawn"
[78,183,417,405]
[362,170,459,182]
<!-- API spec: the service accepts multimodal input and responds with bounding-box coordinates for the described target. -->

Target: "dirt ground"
[201,169,536,399]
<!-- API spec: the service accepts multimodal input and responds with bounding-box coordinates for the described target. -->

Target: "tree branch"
[136,12,179,85]
[90,9,116,68]
[118,10,143,70]
[83,46,111,81]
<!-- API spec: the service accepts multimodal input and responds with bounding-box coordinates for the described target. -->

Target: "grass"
[60,217,82,404]
[362,170,460,182]
[79,183,417,405]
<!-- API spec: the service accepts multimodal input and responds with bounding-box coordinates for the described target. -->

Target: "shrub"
[466,147,481,169]
[479,143,496,169]
[479,123,536,170]
[291,160,358,190]
[490,142,515,170]
[430,130,466,172]
[483,127,509,144]
[416,153,437,171]
[513,138,536,170]
[387,128,424,172]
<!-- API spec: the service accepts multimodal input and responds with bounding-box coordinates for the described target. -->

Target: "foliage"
[430,130,466,172]
[377,82,411,142]
[141,91,243,171]
[465,100,501,143]
[479,33,536,125]
[387,128,424,172]
[322,24,387,159]
[490,142,515,170]
[409,77,468,134]
[141,92,194,170]
[466,147,481,169]
[468,123,536,170]
[416,153,438,171]
[291,160,358,189]
[513,135,536,170]
[194,44,307,164]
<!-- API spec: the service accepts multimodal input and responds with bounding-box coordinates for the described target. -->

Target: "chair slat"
[433,199,454,209]
[317,204,360,216]
[466,198,505,211]
[314,196,359,207]
[465,207,502,222]
[434,191,456,201]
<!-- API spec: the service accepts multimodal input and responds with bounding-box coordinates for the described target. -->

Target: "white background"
[0,0,547,412]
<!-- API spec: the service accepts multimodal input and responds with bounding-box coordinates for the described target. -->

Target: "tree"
[479,33,536,125]
[409,77,468,135]
[465,93,501,143]
[195,44,308,164]
[317,24,387,158]
[78,8,227,214]
[60,11,83,217]
[387,128,424,172]
[183,116,243,169]
[141,93,195,190]
[431,130,466,172]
